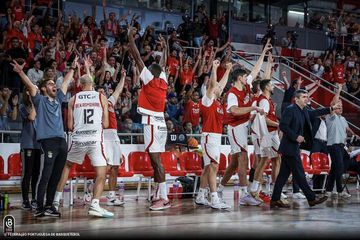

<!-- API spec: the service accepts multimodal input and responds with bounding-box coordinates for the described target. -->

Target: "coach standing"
[270,89,340,208]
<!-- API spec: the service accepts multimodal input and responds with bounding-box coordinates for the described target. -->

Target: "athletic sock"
[159,182,168,201]
[91,199,100,207]
[240,186,248,197]
[217,184,224,192]
[211,192,219,204]
[54,191,62,203]
[250,180,260,193]
[198,188,205,198]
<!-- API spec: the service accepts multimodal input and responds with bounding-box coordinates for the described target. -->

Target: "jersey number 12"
[84,109,94,124]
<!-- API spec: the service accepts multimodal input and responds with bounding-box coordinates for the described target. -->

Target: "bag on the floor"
[176,177,196,198]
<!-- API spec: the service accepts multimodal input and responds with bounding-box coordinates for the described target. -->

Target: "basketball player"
[128,27,170,210]
[53,74,113,218]
[217,41,272,206]
[104,68,126,206]
[249,79,280,203]
[195,60,232,209]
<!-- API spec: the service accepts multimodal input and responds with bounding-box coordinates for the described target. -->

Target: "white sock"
[159,182,168,201]
[91,199,99,207]
[250,180,260,193]
[108,191,116,198]
[54,191,62,203]
[218,184,224,191]
[211,192,219,203]
[240,186,248,197]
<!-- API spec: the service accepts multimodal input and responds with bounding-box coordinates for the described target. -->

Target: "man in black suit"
[270,89,340,208]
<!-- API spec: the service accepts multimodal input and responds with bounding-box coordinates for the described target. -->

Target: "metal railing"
[281,56,360,108]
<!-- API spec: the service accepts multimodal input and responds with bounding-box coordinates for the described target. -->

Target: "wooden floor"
[2,186,360,239]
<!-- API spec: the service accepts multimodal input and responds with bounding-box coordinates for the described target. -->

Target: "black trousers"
[272,153,316,201]
[326,144,347,193]
[36,138,67,209]
[21,149,41,202]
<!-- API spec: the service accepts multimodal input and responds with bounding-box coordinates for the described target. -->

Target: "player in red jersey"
[195,60,232,209]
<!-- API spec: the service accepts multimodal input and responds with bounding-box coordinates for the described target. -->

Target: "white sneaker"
[210,199,231,210]
[106,197,125,206]
[239,194,262,206]
[325,191,332,197]
[88,205,114,218]
[292,192,306,199]
[53,201,60,211]
[339,192,351,199]
[281,193,288,199]
[195,195,210,206]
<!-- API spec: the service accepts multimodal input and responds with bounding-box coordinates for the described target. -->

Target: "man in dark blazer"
[270,89,340,208]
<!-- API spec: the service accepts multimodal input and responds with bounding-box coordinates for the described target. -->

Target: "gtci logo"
[3,215,15,236]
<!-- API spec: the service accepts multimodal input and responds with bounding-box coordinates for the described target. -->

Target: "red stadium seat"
[179,152,203,176]
[301,152,316,174]
[310,152,330,192]
[76,155,95,179]
[161,152,186,176]
[118,155,134,177]
[128,151,154,201]
[218,153,227,176]
[0,156,10,180]
[7,153,22,177]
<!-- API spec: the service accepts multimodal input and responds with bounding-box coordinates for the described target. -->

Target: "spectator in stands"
[182,83,201,133]
[166,92,181,124]
[332,56,346,87]
[0,86,18,131]
[27,60,43,85]
[192,15,205,47]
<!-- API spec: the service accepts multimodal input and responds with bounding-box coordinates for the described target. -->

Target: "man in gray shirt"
[325,99,359,198]
[11,56,78,218]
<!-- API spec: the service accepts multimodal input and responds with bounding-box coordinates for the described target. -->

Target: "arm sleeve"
[226,93,238,112]
[279,107,298,142]
[201,94,214,107]
[31,92,42,108]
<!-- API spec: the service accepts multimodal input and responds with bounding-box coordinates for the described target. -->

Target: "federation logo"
[3,215,15,236]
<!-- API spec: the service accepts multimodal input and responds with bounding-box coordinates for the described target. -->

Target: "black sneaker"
[34,208,45,217]
[31,200,37,211]
[44,206,61,217]
[21,201,32,210]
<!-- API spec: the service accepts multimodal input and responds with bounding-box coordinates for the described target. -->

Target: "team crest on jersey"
[217,107,224,114]
[244,94,250,104]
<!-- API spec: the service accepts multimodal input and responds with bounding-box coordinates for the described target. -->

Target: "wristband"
[330,106,333,111]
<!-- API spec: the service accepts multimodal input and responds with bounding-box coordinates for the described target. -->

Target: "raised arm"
[249,39,272,81]
[206,60,220,99]
[263,52,273,80]
[100,94,109,128]
[158,35,167,69]
[10,61,37,97]
[61,56,78,95]
[67,96,75,131]
[112,68,126,102]
[218,62,232,91]
[127,27,145,72]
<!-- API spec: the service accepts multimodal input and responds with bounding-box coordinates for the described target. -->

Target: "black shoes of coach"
[44,205,61,217]
[34,207,45,217]
[308,196,328,207]
[21,200,32,211]
[270,199,291,208]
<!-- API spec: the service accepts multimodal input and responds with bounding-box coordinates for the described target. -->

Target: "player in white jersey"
[103,68,126,206]
[53,74,113,218]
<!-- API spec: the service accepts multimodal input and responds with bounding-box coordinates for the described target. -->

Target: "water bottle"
[118,181,125,202]
[63,184,70,207]
[4,193,9,210]
[233,180,239,199]
[173,180,179,199]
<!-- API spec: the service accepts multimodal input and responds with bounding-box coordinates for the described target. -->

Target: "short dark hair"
[251,80,260,94]
[232,68,247,82]
[148,63,162,78]
[260,79,271,92]
[294,89,308,98]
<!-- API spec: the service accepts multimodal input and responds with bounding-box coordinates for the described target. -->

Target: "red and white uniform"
[227,75,253,154]
[68,91,107,167]
[258,95,280,158]
[138,67,168,153]
[200,95,224,166]
[183,100,200,127]
[104,95,122,166]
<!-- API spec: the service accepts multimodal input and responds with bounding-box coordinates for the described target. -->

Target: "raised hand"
[84,55,93,68]
[71,55,79,69]
[212,59,220,69]
[121,68,126,78]
[10,60,25,73]
[225,62,233,70]
[11,95,19,106]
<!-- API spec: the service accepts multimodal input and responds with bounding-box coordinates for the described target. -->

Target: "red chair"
[301,152,316,174]
[218,153,227,176]
[7,153,22,177]
[311,152,330,192]
[118,155,134,177]
[76,155,95,178]
[128,151,154,200]
[0,156,10,180]
[179,152,203,195]
[160,152,186,177]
